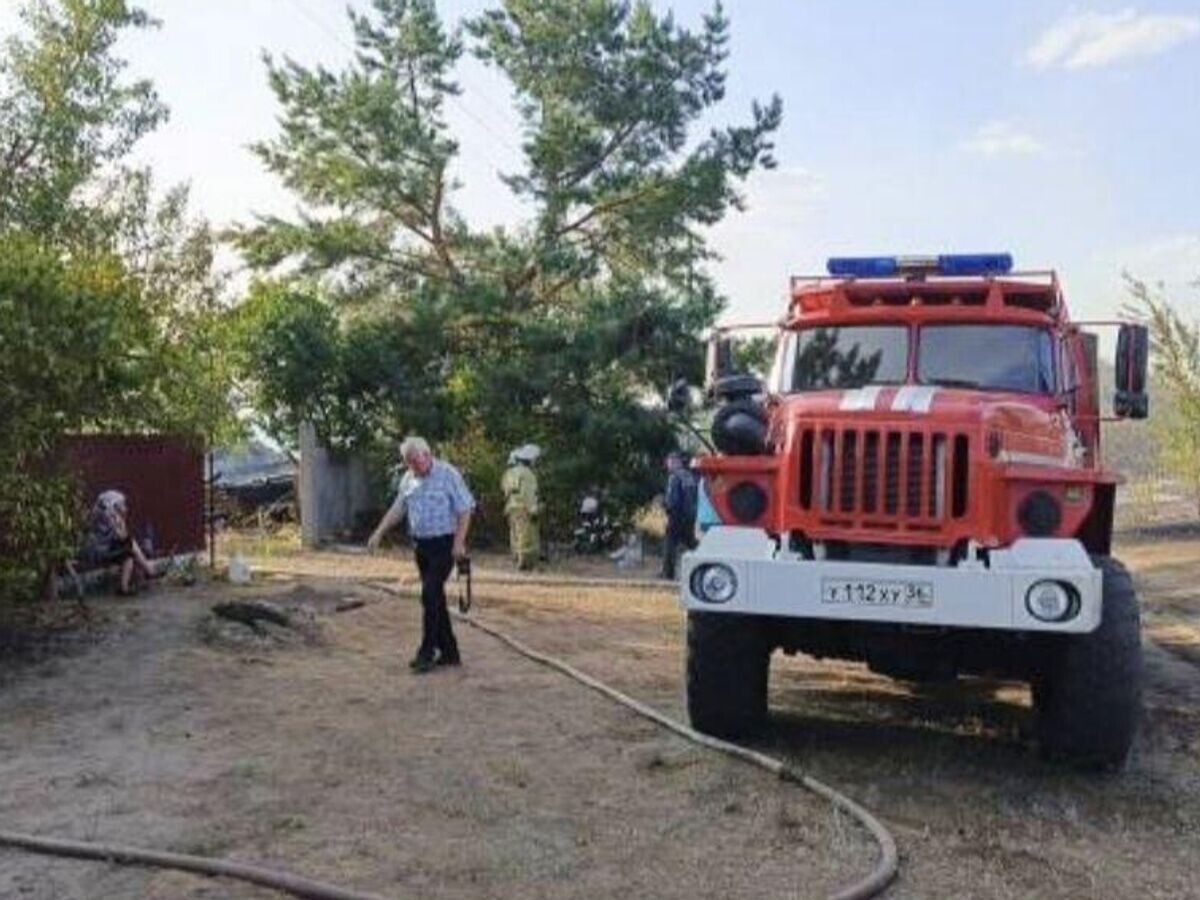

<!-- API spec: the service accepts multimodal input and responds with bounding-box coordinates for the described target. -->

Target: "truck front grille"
[798,427,970,530]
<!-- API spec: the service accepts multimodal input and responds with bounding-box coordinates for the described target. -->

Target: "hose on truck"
[0,575,899,900]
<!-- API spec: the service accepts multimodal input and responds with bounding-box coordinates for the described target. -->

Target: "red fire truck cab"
[681,253,1149,769]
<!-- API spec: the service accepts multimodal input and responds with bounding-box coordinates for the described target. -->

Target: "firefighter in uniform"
[501,444,540,571]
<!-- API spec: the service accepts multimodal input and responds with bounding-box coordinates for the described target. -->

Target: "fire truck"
[678,253,1149,769]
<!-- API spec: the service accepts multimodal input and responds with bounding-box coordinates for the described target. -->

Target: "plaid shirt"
[388,459,475,539]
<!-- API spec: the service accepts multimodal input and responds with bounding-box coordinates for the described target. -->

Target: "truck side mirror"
[1114,323,1149,419]
[705,335,734,392]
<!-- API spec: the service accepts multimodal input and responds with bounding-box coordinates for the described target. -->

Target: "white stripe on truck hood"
[838,385,884,411]
[890,385,938,413]
[837,385,940,413]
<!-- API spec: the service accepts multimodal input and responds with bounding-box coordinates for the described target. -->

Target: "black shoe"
[409,653,435,671]
[437,652,461,667]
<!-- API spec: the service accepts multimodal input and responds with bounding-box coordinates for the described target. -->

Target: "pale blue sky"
[3,1,1198,324]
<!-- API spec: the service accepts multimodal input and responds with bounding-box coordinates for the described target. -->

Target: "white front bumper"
[680,527,1102,633]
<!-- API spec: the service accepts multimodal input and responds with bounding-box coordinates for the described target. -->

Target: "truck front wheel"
[1032,556,1143,770]
[686,611,770,739]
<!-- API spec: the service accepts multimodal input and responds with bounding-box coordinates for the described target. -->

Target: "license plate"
[821,578,933,609]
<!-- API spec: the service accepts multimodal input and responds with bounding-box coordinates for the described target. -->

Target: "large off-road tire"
[686,611,770,739]
[1033,556,1143,770]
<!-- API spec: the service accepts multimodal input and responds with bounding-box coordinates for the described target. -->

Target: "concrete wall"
[298,422,374,548]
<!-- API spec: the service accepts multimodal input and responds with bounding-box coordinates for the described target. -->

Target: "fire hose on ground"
[0,572,899,900]
[372,576,899,900]
[0,831,389,900]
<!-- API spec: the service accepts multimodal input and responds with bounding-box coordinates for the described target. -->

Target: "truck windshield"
[919,324,1055,393]
[791,325,908,391]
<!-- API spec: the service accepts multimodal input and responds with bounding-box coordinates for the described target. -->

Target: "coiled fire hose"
[0,575,898,900]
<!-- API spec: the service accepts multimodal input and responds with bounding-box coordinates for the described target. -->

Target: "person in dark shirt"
[662,452,698,580]
[81,490,156,595]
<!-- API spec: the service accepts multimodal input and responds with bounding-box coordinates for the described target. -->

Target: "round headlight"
[1025,580,1077,622]
[692,564,738,604]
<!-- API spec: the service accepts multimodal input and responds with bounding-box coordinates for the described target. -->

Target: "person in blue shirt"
[368,436,475,673]
[662,452,699,579]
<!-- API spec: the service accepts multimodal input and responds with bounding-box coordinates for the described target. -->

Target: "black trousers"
[662,517,698,579]
[414,534,459,661]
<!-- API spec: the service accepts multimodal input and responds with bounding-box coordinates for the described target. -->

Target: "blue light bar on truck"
[826,253,1014,278]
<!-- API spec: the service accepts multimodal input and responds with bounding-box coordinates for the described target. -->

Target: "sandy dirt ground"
[0,577,868,898]
[2,535,1199,898]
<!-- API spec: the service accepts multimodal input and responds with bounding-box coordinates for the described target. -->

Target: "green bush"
[0,473,80,602]
[0,1,235,602]
[0,233,226,602]
[0,235,133,600]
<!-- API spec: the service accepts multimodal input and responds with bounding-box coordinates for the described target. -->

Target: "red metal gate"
[58,435,205,555]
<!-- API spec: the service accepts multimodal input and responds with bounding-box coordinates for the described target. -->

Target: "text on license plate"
[821,578,934,608]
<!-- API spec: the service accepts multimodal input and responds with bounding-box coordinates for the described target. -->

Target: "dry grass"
[220,522,304,560]
[1115,474,1199,531]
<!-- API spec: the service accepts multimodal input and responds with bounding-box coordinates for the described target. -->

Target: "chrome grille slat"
[799,424,969,528]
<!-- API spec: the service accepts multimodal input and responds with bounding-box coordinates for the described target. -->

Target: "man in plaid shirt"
[368,436,475,673]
